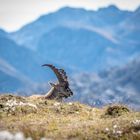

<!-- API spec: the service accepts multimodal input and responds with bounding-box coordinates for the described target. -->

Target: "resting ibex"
[43,64,73,100]
[29,64,73,101]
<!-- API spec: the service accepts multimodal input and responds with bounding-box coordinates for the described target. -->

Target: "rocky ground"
[0,94,140,140]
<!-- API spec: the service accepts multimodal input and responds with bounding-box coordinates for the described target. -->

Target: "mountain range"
[10,5,140,71]
[0,29,52,93]
[70,58,140,110]
[0,5,140,108]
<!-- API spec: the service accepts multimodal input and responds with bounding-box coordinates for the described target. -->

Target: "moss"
[0,94,26,102]
[104,105,130,117]
[0,100,37,116]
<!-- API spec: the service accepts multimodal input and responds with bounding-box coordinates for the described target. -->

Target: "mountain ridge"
[9,5,140,72]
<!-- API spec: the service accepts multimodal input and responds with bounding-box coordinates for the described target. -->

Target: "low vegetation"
[0,94,140,140]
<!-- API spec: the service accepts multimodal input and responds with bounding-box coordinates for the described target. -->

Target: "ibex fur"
[29,64,73,101]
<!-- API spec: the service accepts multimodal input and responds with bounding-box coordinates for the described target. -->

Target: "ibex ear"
[49,82,57,88]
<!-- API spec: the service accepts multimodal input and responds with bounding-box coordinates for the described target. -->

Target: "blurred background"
[0,0,140,109]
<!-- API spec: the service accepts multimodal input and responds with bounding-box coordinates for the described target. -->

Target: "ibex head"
[42,64,73,99]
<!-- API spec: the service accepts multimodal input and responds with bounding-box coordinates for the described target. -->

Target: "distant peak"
[58,6,76,12]
[59,6,74,11]
[135,6,140,12]
[58,6,87,13]
[0,29,6,36]
[108,5,119,10]
[0,28,5,33]
[98,5,119,12]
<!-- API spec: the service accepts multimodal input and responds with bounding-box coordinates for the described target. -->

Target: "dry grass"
[0,94,140,140]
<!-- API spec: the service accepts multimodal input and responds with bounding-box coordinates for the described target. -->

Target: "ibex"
[29,64,73,101]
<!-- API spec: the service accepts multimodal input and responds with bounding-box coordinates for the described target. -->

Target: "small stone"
[68,102,73,105]
[113,125,117,129]
[54,102,60,106]
[0,131,13,140]
[14,132,25,140]
[132,120,140,125]
[116,130,122,135]
[105,128,109,131]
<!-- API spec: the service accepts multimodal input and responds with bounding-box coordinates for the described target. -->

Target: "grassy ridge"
[0,94,140,140]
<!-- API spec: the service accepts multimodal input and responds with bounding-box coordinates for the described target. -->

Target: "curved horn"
[42,64,68,86]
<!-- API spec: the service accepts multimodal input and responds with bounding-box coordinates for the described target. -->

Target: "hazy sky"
[0,0,140,32]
